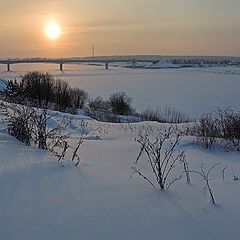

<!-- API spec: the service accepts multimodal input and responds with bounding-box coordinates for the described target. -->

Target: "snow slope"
[0,109,240,240]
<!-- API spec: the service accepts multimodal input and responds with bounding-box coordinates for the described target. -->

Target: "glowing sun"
[45,22,60,40]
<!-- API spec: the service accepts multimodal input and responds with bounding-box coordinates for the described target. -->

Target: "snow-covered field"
[1,63,240,118]
[0,64,240,240]
[0,109,240,240]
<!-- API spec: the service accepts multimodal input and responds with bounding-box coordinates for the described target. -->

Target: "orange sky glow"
[0,0,240,58]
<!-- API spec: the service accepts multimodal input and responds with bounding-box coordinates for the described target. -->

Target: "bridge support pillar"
[60,63,63,71]
[105,61,109,70]
[7,64,10,72]
[132,60,136,69]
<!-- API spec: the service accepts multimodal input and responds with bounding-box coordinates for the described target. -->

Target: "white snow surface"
[1,63,240,118]
[0,106,240,240]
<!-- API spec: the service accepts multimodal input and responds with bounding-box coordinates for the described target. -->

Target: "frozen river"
[1,63,240,118]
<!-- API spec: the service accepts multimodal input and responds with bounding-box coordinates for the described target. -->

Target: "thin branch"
[131,167,156,189]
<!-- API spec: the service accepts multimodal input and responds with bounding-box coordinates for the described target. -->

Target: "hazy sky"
[1,0,240,57]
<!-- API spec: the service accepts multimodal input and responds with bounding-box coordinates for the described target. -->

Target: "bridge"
[0,58,157,71]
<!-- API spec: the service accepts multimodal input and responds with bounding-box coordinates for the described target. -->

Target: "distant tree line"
[170,58,240,66]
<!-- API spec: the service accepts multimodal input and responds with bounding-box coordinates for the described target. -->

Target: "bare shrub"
[1,103,64,149]
[191,113,218,149]
[1,102,84,166]
[190,163,221,204]
[32,109,65,150]
[1,104,34,145]
[217,107,240,151]
[181,153,191,184]
[3,80,24,104]
[21,71,55,107]
[69,88,89,109]
[48,130,83,166]
[87,95,136,122]
[88,97,110,112]
[109,92,134,115]
[131,125,188,189]
[85,109,141,123]
[71,139,83,166]
[34,109,48,149]
[53,139,70,164]
[53,79,72,112]
[140,107,191,123]
[3,72,90,113]
[85,110,121,122]
[222,166,227,180]
[191,106,240,151]
[139,108,162,122]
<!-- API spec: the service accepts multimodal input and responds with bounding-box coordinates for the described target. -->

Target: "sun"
[45,22,60,40]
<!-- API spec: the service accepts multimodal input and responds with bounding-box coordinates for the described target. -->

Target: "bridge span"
[0,58,157,71]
